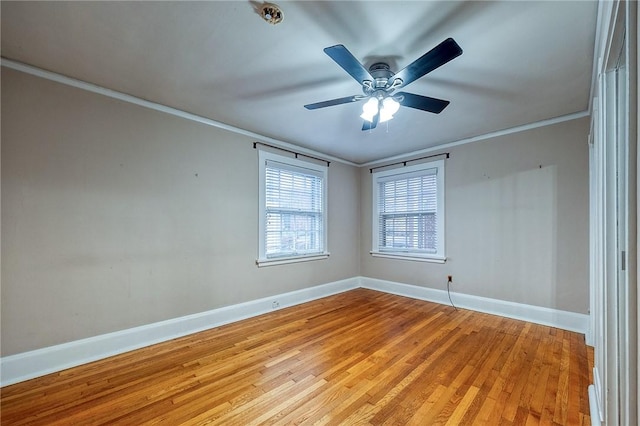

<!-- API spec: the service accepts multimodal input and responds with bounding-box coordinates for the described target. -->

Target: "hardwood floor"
[1,288,593,425]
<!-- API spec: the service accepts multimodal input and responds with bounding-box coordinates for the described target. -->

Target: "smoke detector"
[260,3,283,25]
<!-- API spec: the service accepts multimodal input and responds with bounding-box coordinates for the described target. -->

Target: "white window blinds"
[378,169,438,253]
[372,160,445,261]
[265,160,324,258]
[258,150,328,266]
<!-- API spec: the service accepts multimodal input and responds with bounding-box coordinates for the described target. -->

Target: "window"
[372,159,445,262]
[258,150,328,266]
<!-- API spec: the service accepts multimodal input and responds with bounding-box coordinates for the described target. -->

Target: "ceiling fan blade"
[362,111,379,131]
[304,95,361,110]
[324,45,373,84]
[393,38,463,88]
[397,92,450,114]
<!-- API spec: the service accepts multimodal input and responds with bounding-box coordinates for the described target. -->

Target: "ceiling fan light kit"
[304,38,463,131]
[360,96,400,123]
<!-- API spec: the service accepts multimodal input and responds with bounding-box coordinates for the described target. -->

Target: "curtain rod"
[253,142,331,166]
[369,152,449,173]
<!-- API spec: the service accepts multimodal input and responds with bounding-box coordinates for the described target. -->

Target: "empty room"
[1,1,637,425]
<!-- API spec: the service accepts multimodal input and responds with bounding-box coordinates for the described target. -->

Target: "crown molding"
[360,110,590,168]
[3,58,590,169]
[1,58,356,166]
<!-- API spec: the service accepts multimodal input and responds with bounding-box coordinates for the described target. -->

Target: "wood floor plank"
[445,385,480,426]
[0,288,592,425]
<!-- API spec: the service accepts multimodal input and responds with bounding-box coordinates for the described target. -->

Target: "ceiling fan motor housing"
[368,62,395,90]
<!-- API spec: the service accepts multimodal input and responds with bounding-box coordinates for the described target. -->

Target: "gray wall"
[1,67,590,358]
[360,117,590,314]
[1,69,360,356]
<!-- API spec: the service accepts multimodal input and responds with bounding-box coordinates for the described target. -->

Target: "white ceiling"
[1,1,598,164]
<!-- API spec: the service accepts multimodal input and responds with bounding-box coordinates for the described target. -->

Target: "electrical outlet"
[272,300,280,309]
[447,275,453,283]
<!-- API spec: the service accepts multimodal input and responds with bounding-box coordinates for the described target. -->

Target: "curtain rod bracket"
[369,152,450,173]
[253,141,330,166]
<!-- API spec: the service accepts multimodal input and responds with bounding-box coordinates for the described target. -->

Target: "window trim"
[371,159,446,263]
[257,150,329,267]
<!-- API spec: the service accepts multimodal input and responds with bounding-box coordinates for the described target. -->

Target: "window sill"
[256,253,330,267]
[370,251,446,263]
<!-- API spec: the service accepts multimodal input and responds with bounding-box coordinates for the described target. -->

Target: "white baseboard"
[591,367,604,424]
[588,385,602,426]
[0,277,358,387]
[1,276,590,387]
[360,277,590,335]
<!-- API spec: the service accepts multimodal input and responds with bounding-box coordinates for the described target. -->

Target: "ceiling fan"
[304,38,463,131]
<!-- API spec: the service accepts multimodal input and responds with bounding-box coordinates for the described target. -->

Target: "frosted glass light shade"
[360,98,379,122]
[379,97,400,123]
